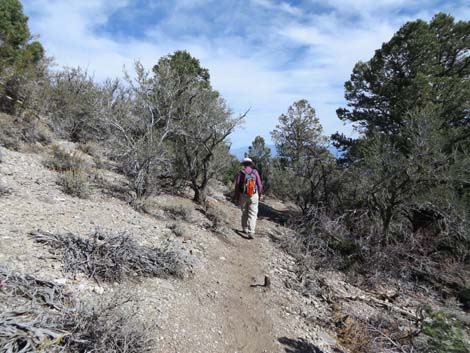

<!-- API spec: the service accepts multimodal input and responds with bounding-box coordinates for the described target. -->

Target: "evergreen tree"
[247,136,271,191]
[0,0,44,114]
[336,13,470,153]
[271,99,325,163]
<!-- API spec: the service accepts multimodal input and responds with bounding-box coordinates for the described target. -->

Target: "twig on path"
[250,275,271,288]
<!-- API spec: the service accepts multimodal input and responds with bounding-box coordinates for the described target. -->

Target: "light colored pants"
[239,193,259,234]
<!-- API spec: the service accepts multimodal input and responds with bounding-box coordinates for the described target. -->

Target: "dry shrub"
[0,266,156,353]
[0,310,66,352]
[44,144,85,172]
[59,296,156,353]
[58,168,89,198]
[0,265,70,310]
[0,113,52,151]
[331,309,416,353]
[155,197,196,222]
[0,300,156,353]
[31,229,187,281]
[287,206,469,296]
[0,114,22,150]
[45,145,91,198]
[334,315,371,353]
[170,223,190,238]
[205,203,232,236]
[79,141,106,169]
[283,208,371,273]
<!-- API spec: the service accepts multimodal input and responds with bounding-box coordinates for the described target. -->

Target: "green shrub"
[422,310,470,353]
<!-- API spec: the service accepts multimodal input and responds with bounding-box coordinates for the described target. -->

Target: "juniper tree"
[0,0,44,114]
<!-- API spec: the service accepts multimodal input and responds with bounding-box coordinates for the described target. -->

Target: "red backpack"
[241,170,257,196]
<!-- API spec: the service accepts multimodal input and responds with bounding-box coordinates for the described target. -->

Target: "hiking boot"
[247,232,254,239]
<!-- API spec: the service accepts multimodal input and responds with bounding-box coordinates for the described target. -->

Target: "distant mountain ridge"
[230,145,277,160]
[230,144,341,160]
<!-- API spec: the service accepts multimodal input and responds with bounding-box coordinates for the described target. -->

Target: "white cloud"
[251,0,303,15]
[22,0,469,148]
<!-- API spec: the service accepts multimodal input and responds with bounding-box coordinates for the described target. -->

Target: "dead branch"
[0,265,70,310]
[30,229,187,282]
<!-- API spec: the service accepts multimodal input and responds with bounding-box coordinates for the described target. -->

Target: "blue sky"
[22,0,469,148]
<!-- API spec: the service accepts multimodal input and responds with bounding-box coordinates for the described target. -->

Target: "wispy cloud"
[252,0,303,16]
[22,0,469,148]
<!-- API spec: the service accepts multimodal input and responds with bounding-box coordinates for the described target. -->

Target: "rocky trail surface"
[154,200,338,353]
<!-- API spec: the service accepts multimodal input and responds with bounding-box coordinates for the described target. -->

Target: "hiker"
[234,157,263,238]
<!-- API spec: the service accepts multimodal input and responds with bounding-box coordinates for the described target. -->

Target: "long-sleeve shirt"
[234,166,263,199]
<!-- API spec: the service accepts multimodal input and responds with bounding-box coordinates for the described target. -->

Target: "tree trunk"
[381,207,393,247]
[193,185,207,205]
[134,161,150,199]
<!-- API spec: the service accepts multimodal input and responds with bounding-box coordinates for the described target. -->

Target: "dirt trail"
[154,194,339,353]
[156,203,290,353]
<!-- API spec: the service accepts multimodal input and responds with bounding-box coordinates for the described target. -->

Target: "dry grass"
[31,229,187,281]
[332,306,419,353]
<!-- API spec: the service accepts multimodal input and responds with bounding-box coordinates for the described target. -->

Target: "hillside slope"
[1,146,468,352]
[0,146,340,352]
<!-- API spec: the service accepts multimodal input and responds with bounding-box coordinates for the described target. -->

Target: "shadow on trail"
[278,337,326,353]
[258,202,291,225]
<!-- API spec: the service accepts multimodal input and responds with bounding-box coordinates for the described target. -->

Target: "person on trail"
[234,157,263,238]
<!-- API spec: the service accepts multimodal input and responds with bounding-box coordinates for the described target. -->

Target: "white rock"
[93,286,105,295]
[53,278,67,285]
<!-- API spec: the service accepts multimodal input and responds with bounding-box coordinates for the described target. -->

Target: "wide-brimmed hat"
[241,157,254,165]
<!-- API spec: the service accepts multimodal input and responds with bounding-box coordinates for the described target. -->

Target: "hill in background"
[230,144,341,160]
